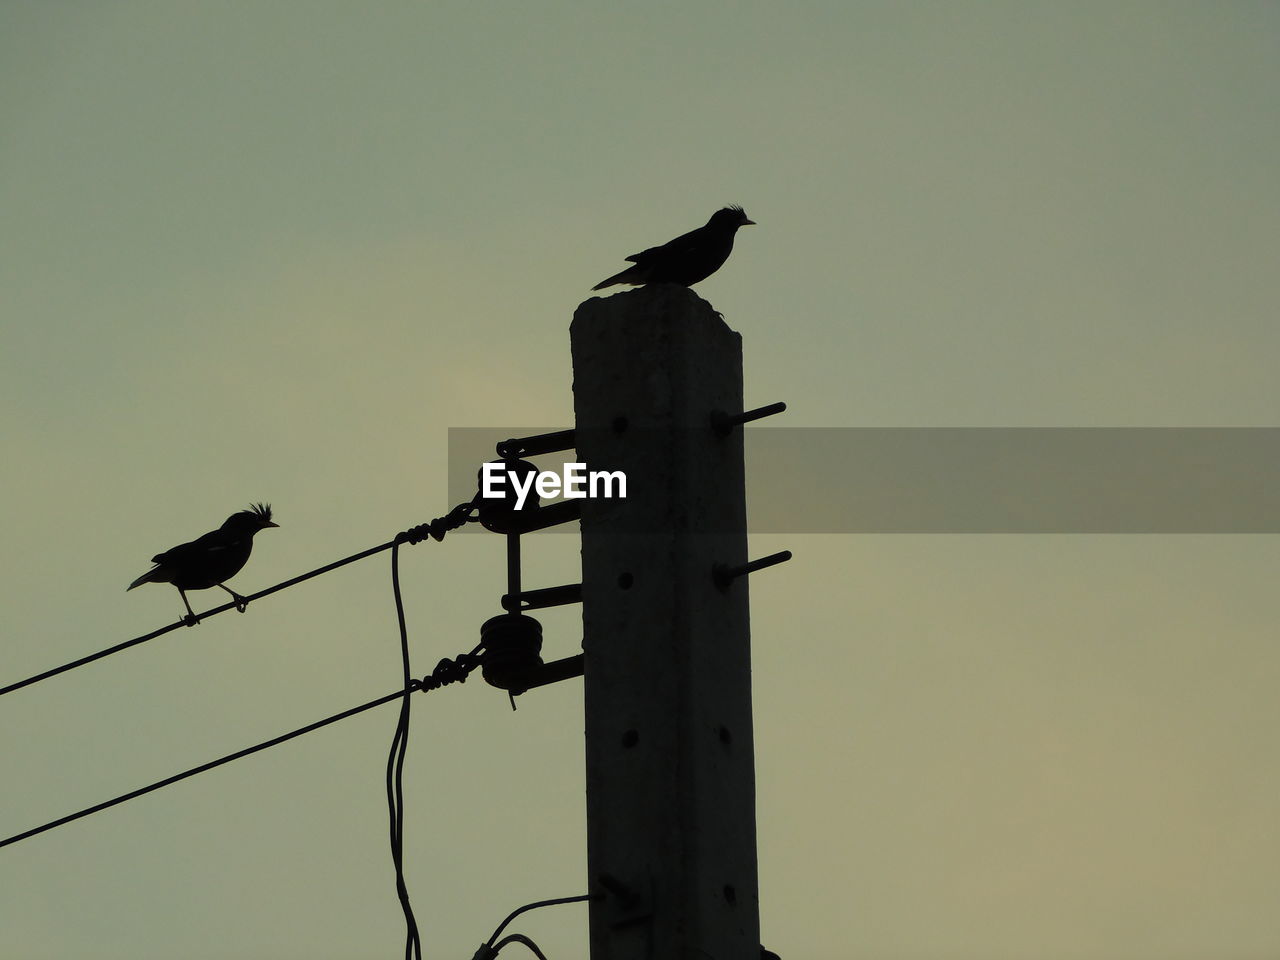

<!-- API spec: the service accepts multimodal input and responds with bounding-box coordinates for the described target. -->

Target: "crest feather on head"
[238,502,273,523]
[711,204,752,224]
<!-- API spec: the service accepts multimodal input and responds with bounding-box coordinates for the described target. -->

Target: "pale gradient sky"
[2,3,1278,959]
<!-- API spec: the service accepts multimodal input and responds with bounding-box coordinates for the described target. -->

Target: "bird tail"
[592,268,635,291]
[127,567,164,591]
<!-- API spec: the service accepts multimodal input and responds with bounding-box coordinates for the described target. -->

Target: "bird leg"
[217,584,249,612]
[178,589,199,627]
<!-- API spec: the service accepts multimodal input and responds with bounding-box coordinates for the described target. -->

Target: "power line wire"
[387,540,422,960]
[492,934,549,960]
[472,896,593,960]
[486,896,594,949]
[0,502,479,699]
[0,652,479,851]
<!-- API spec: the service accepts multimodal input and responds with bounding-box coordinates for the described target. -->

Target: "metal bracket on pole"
[710,400,787,437]
[503,582,584,612]
[713,550,793,592]
[472,445,586,706]
[596,873,653,930]
[496,428,576,459]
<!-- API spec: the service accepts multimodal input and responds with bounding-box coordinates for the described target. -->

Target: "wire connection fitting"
[395,500,482,545]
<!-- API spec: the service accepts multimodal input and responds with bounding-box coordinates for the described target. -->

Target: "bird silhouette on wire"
[591,205,755,290]
[127,503,279,624]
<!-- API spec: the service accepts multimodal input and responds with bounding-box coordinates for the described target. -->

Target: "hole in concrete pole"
[723,884,737,905]
[617,572,634,590]
[612,415,629,433]
[621,729,639,748]
[718,726,732,745]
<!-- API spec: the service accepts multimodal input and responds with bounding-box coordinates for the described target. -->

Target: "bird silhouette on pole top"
[592,205,755,290]
[127,503,278,624]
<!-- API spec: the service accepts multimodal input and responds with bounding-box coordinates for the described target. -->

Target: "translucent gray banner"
[448,428,1280,533]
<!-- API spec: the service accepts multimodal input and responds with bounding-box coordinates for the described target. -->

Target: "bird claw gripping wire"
[181,613,200,628]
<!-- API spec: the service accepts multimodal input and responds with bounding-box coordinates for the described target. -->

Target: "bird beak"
[264,521,279,528]
[743,218,756,226]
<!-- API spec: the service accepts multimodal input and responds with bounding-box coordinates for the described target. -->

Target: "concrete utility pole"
[572,285,760,960]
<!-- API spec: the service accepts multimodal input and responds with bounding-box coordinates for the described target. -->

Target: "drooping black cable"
[387,539,422,960]
[486,895,594,948]
[0,654,479,851]
[0,503,478,699]
[493,933,550,960]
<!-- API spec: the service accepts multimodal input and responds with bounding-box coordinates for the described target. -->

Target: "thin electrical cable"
[0,650,479,851]
[493,934,549,960]
[486,895,594,948]
[0,503,478,699]
[387,540,422,960]
[2,686,404,849]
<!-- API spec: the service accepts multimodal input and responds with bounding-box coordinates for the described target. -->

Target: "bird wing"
[626,223,714,264]
[152,528,234,565]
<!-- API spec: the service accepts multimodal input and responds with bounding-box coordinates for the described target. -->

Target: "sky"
[2,2,1278,958]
